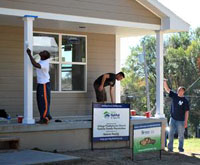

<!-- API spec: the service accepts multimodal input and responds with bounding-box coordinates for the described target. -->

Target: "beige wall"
[0,0,160,25]
[0,25,115,117]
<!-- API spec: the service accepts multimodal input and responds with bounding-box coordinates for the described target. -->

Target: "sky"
[120,0,200,67]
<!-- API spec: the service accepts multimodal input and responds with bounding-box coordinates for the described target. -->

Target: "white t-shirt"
[36,59,50,84]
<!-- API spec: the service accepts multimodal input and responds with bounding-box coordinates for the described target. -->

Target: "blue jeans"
[168,117,185,151]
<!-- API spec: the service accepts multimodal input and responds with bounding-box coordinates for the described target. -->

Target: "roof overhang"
[0,7,160,37]
[136,0,190,32]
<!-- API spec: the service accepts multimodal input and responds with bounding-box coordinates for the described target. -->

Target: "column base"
[22,118,35,124]
[155,113,165,118]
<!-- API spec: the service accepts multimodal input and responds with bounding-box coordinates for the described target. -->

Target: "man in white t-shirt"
[27,48,51,124]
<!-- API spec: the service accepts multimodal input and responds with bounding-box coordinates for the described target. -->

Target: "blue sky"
[120,0,200,67]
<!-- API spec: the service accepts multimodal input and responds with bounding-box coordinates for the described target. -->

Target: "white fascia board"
[0,7,160,30]
[136,0,190,32]
[168,17,190,32]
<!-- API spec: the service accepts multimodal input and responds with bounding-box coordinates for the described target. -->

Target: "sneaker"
[168,149,173,152]
[179,148,184,152]
[36,118,48,124]
[47,115,52,120]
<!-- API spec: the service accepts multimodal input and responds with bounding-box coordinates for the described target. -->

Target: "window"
[33,32,87,92]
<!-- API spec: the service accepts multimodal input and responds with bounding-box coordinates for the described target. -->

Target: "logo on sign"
[103,111,120,119]
[104,111,110,118]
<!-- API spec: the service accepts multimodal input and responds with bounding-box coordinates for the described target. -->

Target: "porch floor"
[0,116,92,133]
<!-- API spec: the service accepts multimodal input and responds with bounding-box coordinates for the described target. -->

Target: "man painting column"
[27,48,52,124]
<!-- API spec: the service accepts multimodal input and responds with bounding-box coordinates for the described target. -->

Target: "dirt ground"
[50,148,200,165]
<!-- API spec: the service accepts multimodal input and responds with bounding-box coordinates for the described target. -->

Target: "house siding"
[0,0,161,25]
[0,25,115,117]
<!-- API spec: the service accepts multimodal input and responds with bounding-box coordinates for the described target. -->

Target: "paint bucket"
[18,116,23,123]
[130,110,136,116]
[145,112,151,118]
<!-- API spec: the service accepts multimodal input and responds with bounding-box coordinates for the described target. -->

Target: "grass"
[168,138,200,153]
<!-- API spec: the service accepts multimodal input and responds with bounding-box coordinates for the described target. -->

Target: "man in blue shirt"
[164,79,189,152]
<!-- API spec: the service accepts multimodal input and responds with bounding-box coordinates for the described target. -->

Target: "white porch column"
[155,30,165,118]
[23,15,37,124]
[115,35,121,103]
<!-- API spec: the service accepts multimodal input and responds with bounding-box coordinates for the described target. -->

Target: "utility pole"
[143,44,151,112]
[185,76,200,93]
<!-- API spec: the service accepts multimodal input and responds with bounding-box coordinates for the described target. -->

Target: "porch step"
[0,136,19,150]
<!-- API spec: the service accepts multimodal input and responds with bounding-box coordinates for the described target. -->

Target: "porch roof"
[137,0,190,32]
[0,0,189,36]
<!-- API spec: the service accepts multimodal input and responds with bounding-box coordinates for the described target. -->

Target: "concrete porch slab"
[0,150,80,165]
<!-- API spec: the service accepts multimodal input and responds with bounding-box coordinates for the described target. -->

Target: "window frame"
[33,31,87,93]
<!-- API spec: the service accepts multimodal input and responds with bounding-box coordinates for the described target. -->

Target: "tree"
[121,36,157,114]
[121,28,200,135]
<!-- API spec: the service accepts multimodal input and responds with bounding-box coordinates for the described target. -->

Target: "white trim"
[50,62,60,64]
[0,7,160,30]
[58,34,62,92]
[136,0,162,19]
[85,36,88,92]
[115,35,121,103]
[33,91,87,94]
[33,31,87,93]
[155,30,165,118]
[23,17,35,124]
[34,31,87,37]
[61,62,87,65]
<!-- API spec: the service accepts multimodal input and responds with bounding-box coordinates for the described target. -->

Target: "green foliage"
[168,32,191,50]
[121,28,200,134]
[121,36,157,113]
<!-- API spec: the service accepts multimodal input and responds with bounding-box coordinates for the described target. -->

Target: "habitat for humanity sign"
[133,122,161,154]
[93,103,130,142]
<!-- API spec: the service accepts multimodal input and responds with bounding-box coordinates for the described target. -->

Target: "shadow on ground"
[46,148,200,165]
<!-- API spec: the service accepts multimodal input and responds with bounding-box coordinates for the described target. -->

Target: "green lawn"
[170,138,200,153]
